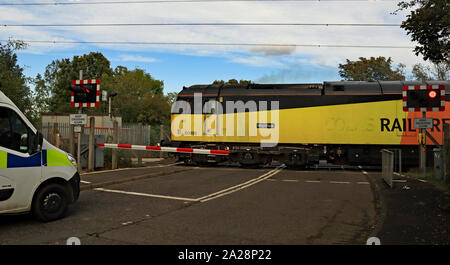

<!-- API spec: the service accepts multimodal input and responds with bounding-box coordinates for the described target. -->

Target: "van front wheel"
[32,184,69,222]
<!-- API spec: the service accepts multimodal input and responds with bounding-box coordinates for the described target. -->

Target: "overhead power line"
[1,39,414,49]
[1,23,402,27]
[0,0,399,6]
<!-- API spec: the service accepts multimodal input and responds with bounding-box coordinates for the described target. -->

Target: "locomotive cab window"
[0,107,30,153]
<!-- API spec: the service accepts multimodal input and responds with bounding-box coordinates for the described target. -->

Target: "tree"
[33,73,51,119]
[137,94,171,125]
[166,92,178,106]
[101,66,166,124]
[212,79,252,85]
[395,0,449,63]
[40,52,171,124]
[338,57,406,81]
[411,61,450,81]
[0,40,34,120]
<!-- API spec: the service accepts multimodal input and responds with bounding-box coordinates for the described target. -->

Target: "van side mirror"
[29,131,43,154]
[37,131,43,151]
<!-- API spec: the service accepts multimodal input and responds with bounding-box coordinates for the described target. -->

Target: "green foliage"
[32,73,51,119]
[40,53,171,125]
[395,0,449,63]
[43,52,113,114]
[102,66,168,125]
[411,63,433,81]
[338,57,406,81]
[166,92,178,106]
[411,61,450,81]
[0,40,34,121]
[212,79,252,85]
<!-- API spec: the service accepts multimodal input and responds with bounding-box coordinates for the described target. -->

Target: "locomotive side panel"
[170,81,449,166]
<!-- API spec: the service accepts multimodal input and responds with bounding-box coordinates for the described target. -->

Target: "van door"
[0,106,41,213]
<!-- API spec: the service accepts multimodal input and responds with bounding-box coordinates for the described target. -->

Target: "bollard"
[112,120,118,169]
[159,124,164,158]
[88,117,95,171]
[69,124,74,156]
[138,123,143,165]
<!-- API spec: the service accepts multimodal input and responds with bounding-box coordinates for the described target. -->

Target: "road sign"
[414,118,433,129]
[74,126,82,133]
[403,85,445,112]
[70,114,88,125]
[70,79,100,108]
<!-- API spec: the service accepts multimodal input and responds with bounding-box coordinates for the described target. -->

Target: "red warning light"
[428,90,437,99]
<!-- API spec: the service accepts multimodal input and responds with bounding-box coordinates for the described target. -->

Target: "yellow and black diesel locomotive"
[170,80,450,167]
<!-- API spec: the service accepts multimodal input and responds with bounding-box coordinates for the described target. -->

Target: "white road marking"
[269,179,370,185]
[361,171,368,175]
[93,166,284,203]
[329,181,351,184]
[81,162,183,176]
[94,188,199,202]
[392,179,407,183]
[80,180,91,184]
[357,182,370,185]
[197,166,284,202]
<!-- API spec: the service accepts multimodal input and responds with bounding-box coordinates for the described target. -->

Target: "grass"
[403,168,450,192]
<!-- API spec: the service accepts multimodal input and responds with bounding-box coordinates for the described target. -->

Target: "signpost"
[413,118,433,129]
[68,70,100,172]
[70,114,87,125]
[403,84,445,177]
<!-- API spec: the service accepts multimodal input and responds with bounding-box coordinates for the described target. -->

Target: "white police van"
[0,91,80,222]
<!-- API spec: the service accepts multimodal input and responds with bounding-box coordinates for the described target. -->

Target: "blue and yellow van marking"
[0,149,72,168]
[45,149,72,167]
[0,151,6,169]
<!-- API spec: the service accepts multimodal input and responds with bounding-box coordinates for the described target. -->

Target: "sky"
[0,0,431,94]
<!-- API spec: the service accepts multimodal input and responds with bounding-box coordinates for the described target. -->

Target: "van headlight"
[67,153,77,167]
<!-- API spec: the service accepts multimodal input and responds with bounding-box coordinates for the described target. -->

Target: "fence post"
[138,123,143,164]
[444,123,449,183]
[88,117,95,171]
[159,124,164,158]
[112,120,119,169]
[69,124,75,156]
[53,122,60,148]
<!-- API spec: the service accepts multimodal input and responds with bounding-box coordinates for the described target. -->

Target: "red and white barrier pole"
[97,143,229,156]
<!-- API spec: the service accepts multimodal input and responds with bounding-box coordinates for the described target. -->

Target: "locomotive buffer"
[403,85,445,173]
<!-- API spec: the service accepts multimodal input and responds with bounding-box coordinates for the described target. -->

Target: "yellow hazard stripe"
[0,151,6,169]
[46,149,72,167]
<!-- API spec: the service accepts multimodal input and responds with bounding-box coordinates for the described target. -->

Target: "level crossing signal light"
[403,85,445,112]
[69,79,100,107]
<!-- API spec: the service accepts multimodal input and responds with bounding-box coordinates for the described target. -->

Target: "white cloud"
[0,1,428,72]
[115,54,158,63]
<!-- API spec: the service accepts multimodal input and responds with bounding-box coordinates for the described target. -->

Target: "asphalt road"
[0,163,377,245]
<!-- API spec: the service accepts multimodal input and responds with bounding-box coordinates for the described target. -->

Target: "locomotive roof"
[179,80,450,96]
